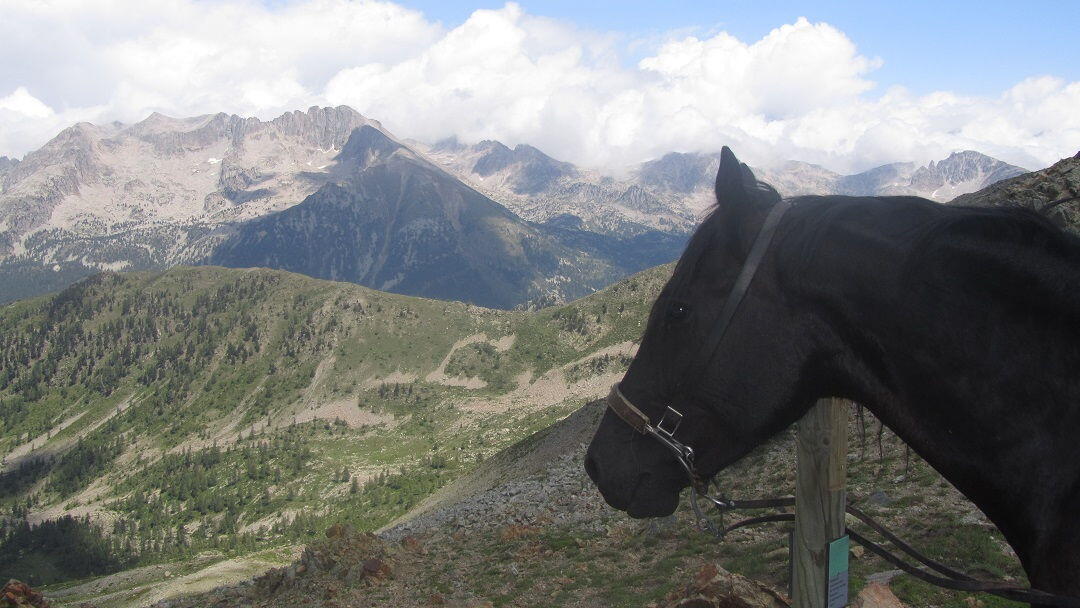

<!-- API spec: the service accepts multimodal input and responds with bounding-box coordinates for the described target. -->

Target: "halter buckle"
[656,407,683,438]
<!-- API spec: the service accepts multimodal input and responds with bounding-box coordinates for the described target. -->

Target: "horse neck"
[788,197,1080,586]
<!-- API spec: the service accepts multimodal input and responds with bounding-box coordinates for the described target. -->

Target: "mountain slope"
[0,106,378,303]
[950,151,1080,234]
[130,394,1023,608]
[203,126,677,308]
[419,139,698,237]
[0,262,673,590]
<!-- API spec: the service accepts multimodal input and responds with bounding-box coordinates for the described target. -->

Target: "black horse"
[585,148,1080,597]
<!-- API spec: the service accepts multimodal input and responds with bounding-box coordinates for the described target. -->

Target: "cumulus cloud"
[0,1,1076,173]
[0,0,439,157]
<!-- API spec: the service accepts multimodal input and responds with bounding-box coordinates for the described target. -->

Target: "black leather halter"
[606,199,793,534]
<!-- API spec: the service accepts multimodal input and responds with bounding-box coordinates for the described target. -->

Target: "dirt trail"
[292,398,395,429]
[2,393,138,474]
[48,550,296,608]
[454,340,637,416]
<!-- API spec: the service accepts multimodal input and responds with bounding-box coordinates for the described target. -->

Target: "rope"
[710,498,1080,607]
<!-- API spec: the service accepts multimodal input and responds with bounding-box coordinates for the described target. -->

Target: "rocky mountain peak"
[470,140,577,194]
[336,125,408,169]
[909,150,1026,196]
[470,140,514,176]
[127,111,255,154]
[267,105,375,149]
[0,155,19,180]
[0,156,17,194]
[949,153,1080,234]
[18,121,109,182]
[636,151,720,193]
[429,135,466,153]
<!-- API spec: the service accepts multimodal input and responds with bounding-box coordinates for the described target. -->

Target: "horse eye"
[667,302,690,321]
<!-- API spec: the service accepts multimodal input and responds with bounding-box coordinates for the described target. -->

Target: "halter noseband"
[606,199,793,535]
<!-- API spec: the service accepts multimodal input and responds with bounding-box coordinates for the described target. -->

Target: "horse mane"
[908,202,1080,323]
[774,193,1080,327]
[670,180,1080,332]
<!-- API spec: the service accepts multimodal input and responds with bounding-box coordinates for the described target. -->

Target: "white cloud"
[0,1,1076,173]
[0,87,54,118]
[0,0,439,157]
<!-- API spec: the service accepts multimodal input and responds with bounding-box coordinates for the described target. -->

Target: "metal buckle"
[656,406,683,437]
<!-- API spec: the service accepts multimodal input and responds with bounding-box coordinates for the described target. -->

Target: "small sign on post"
[827,535,850,608]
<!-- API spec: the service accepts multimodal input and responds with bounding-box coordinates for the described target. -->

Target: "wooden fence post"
[793,398,849,608]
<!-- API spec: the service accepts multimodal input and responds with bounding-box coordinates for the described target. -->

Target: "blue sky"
[395,0,1080,95]
[1,0,1077,171]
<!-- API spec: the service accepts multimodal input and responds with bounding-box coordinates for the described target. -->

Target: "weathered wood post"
[793,398,849,608]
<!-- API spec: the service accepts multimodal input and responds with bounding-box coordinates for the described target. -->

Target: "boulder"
[1,580,51,608]
[253,523,395,594]
[660,564,791,608]
[853,582,906,608]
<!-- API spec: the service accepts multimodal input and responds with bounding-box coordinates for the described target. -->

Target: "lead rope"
[680,477,1080,606]
[712,501,1080,607]
[642,415,1080,607]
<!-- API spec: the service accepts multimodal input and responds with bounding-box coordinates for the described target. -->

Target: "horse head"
[585,147,824,518]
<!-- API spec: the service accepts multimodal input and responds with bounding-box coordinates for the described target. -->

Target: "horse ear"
[715,146,755,213]
[714,146,777,256]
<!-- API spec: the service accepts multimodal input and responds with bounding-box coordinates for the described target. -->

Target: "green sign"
[827,535,849,608]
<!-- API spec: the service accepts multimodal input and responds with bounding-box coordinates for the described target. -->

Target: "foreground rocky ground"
[55,400,1023,608]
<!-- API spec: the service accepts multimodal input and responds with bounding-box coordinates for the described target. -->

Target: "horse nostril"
[584,454,600,483]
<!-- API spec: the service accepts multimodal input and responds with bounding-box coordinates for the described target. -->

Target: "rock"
[401,535,427,554]
[661,564,790,608]
[765,546,788,561]
[868,491,893,506]
[1,580,52,608]
[497,524,537,541]
[254,525,394,593]
[850,545,865,559]
[361,558,392,580]
[853,582,906,608]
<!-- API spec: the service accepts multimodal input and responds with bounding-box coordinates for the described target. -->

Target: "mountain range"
[0,105,1030,307]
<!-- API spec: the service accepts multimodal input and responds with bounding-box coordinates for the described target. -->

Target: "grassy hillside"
[0,263,671,589]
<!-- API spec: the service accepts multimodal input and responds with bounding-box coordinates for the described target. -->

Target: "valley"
[0,105,1074,608]
[0,262,671,597]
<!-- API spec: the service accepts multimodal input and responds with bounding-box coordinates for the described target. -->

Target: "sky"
[0,0,1077,173]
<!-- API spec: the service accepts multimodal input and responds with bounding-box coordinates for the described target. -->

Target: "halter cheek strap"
[607,383,651,434]
[683,199,792,382]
